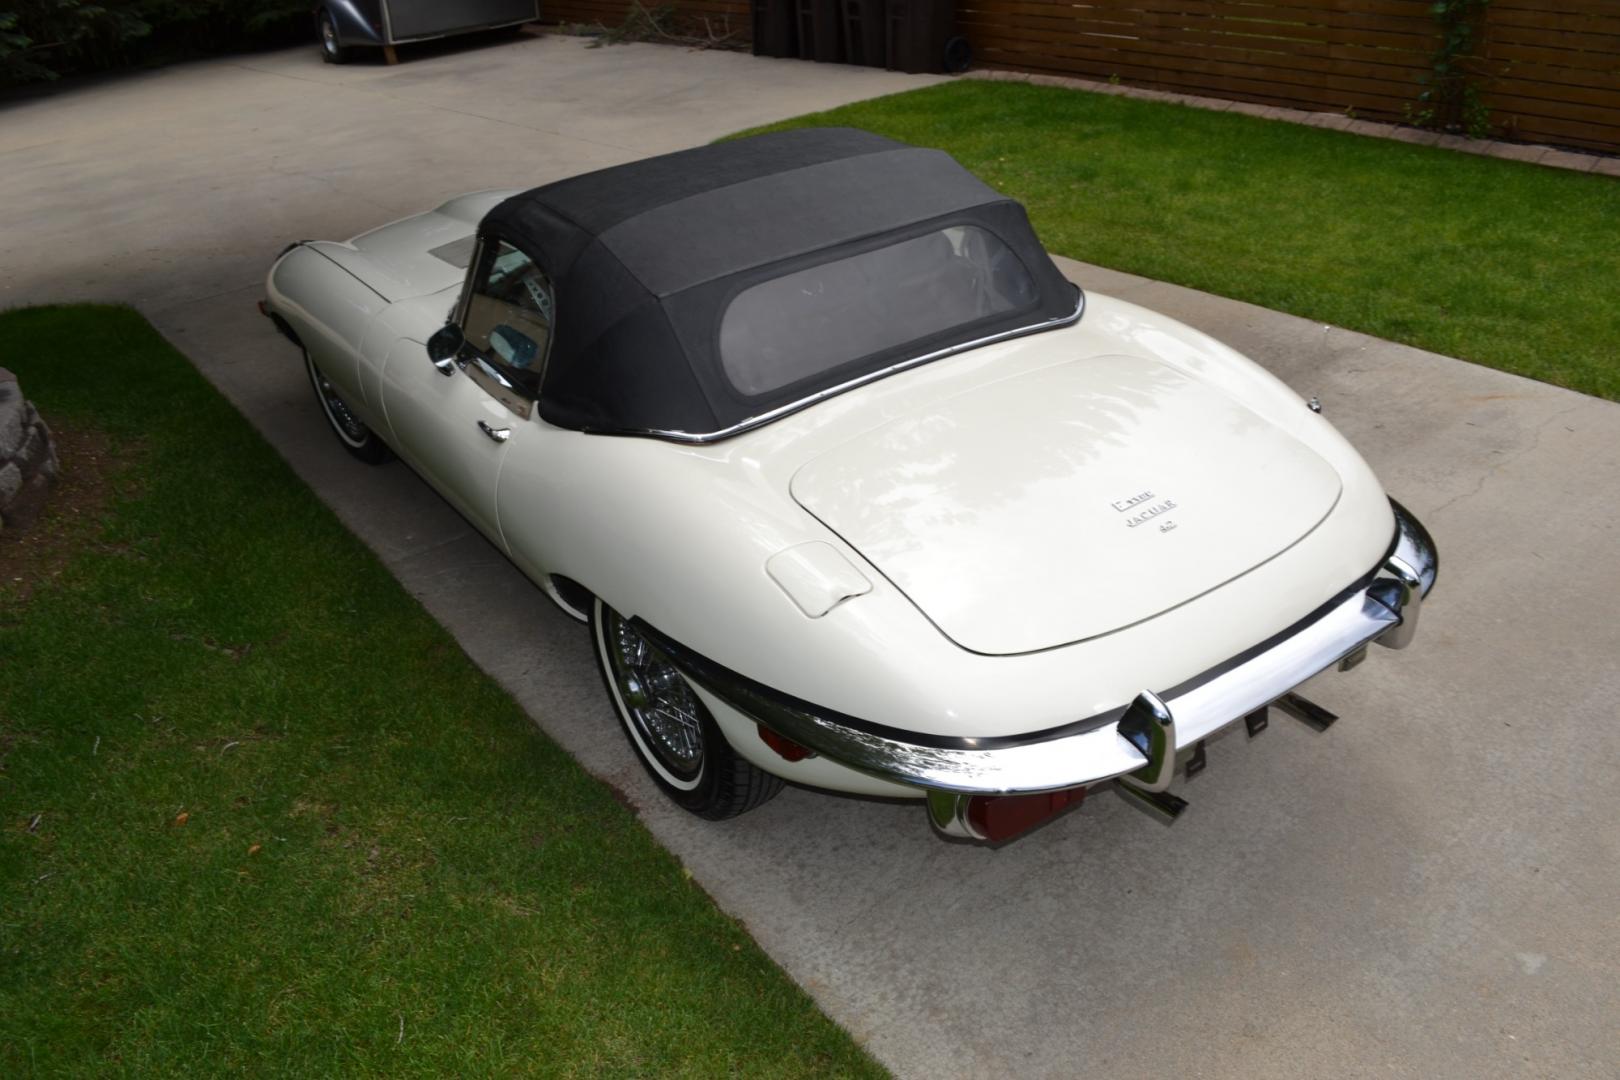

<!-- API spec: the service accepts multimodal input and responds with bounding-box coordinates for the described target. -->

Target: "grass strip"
[0,305,883,1078]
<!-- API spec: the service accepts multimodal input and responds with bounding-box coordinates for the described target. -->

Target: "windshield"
[717,225,1038,398]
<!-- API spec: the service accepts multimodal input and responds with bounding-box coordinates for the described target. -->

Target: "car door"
[379,237,554,541]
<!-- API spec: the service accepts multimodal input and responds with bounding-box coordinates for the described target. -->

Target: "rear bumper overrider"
[644,499,1437,818]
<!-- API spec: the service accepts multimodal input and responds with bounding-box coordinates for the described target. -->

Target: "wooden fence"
[1479,2,1620,151]
[541,0,1620,153]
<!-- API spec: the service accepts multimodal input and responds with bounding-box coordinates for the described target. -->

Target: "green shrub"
[0,2,147,84]
[0,0,309,86]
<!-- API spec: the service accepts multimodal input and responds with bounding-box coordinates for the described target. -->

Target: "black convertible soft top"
[481,127,1080,439]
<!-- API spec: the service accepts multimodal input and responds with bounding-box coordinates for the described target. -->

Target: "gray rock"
[0,373,59,533]
[0,461,20,505]
[13,421,51,475]
[0,385,22,459]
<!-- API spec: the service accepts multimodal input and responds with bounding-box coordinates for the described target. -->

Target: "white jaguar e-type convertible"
[262,128,1437,843]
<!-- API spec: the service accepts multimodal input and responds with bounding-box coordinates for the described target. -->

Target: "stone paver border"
[966,69,1620,177]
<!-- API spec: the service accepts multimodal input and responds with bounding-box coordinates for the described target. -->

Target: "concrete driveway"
[4,34,1617,1079]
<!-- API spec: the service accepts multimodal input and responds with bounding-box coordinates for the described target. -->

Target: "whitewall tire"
[304,349,391,464]
[592,598,783,820]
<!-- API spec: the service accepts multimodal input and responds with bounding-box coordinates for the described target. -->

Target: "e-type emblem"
[1111,489,1179,532]
[1110,490,1155,512]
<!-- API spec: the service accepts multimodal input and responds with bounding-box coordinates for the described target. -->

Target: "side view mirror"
[426,324,464,375]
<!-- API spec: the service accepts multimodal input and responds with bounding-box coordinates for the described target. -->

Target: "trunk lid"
[790,353,1342,655]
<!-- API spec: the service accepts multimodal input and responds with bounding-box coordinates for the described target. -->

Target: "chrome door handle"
[477,420,510,443]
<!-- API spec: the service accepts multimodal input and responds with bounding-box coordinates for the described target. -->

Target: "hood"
[790,353,1342,655]
[306,190,516,301]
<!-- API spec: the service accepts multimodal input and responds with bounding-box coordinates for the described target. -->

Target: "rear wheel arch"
[545,575,593,622]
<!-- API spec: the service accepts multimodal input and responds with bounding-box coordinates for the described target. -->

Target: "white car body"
[264,134,1436,842]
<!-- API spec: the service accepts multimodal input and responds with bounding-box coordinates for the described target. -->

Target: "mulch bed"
[0,422,136,604]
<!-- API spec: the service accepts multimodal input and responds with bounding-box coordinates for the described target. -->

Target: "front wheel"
[592,599,782,820]
[304,349,391,464]
[318,10,349,64]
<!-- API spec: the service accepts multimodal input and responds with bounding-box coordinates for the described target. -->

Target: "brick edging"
[964,69,1620,178]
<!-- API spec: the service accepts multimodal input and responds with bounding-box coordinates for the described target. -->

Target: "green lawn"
[0,306,882,1077]
[745,80,1620,401]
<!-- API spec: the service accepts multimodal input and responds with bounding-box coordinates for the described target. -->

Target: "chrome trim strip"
[623,290,1086,445]
[463,353,535,421]
[654,500,1438,796]
[303,245,390,304]
[1163,587,1397,748]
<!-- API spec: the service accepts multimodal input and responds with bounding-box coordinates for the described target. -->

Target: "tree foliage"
[0,0,309,86]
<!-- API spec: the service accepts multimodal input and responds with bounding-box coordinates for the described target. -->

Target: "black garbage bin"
[752,0,798,58]
[885,0,967,74]
[797,0,843,62]
[842,0,885,68]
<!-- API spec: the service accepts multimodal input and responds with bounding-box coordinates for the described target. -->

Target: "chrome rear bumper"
[650,499,1437,803]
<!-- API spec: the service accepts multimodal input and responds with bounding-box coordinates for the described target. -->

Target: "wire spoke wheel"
[603,608,706,781]
[591,599,783,819]
[312,365,366,443]
[303,349,389,463]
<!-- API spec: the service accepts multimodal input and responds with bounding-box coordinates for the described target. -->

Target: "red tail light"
[966,787,1087,843]
[757,724,815,762]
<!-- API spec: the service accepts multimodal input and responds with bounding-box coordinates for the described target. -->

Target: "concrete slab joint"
[0,368,59,533]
